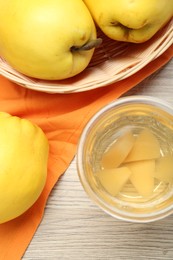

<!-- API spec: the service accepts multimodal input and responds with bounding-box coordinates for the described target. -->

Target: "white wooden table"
[23,58,173,260]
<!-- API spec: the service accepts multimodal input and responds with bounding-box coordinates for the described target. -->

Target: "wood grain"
[23,58,173,260]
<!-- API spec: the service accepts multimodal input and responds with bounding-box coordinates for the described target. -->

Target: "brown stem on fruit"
[71,38,102,52]
[110,21,119,26]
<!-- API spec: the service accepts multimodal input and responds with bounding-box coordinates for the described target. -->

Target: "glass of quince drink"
[77,96,173,222]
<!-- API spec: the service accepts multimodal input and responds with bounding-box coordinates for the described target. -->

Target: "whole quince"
[84,0,173,43]
[0,112,49,223]
[0,0,101,80]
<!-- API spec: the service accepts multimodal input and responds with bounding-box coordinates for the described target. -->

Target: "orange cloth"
[0,45,172,259]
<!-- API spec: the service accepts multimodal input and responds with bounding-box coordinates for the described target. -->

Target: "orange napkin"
[0,45,172,259]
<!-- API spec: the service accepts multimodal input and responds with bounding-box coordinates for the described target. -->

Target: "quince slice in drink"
[97,167,131,196]
[125,129,160,162]
[126,160,155,198]
[154,155,173,183]
[101,130,135,169]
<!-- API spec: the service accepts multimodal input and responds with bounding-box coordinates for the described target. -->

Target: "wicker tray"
[0,18,172,94]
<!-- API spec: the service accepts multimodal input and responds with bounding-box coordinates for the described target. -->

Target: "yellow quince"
[0,112,49,223]
[84,0,173,43]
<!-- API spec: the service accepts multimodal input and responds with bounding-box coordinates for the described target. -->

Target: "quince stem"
[71,38,102,52]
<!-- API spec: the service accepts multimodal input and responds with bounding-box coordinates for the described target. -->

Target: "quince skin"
[84,0,173,43]
[0,112,49,223]
[0,0,101,80]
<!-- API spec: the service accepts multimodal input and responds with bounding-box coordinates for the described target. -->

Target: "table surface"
[23,58,173,260]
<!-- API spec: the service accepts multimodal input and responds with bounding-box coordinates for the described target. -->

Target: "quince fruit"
[0,0,101,80]
[0,112,49,223]
[84,0,173,43]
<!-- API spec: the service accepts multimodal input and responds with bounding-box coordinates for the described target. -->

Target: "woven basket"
[0,18,172,94]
